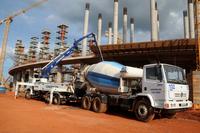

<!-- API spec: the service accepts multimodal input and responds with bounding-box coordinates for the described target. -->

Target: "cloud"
[19,14,35,24]
[42,0,187,42]
[45,14,60,22]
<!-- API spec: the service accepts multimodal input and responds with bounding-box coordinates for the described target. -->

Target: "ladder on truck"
[15,33,100,104]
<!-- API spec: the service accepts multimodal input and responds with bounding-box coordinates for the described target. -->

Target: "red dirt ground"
[0,92,200,133]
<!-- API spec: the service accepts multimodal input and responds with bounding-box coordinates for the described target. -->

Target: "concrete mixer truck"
[14,33,192,122]
[79,61,192,122]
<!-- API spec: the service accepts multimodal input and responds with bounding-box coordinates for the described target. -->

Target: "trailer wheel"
[82,96,91,110]
[44,92,50,103]
[53,94,61,105]
[92,97,107,113]
[25,90,31,100]
[134,99,155,122]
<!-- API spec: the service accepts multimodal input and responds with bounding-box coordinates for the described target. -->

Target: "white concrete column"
[97,13,102,45]
[157,13,160,40]
[183,11,190,39]
[82,3,90,56]
[56,65,62,83]
[130,18,135,43]
[123,7,128,43]
[108,22,112,44]
[113,0,119,44]
[188,0,195,39]
[150,0,158,41]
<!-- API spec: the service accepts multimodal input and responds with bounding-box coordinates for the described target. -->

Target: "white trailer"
[15,78,75,104]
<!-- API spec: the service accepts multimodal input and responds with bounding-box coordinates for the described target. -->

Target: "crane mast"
[0,0,47,83]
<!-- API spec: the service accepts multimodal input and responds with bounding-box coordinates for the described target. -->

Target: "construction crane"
[0,0,48,84]
[195,0,200,70]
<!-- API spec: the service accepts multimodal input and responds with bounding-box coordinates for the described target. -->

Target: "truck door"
[142,65,165,108]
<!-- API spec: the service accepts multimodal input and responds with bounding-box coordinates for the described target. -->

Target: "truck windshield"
[163,65,187,84]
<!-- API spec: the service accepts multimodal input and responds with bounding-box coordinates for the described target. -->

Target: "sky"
[0,0,188,78]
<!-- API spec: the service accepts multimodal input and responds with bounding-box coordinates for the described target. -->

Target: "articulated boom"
[41,33,97,78]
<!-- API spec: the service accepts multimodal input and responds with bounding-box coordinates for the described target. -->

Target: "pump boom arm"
[41,32,97,78]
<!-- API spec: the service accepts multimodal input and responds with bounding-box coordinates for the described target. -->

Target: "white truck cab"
[142,63,192,109]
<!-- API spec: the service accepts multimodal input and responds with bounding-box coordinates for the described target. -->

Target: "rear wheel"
[92,97,107,113]
[82,96,91,110]
[44,92,50,103]
[134,99,155,122]
[25,90,31,100]
[53,94,61,105]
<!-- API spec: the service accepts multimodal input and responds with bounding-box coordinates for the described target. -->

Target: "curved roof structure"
[9,38,196,76]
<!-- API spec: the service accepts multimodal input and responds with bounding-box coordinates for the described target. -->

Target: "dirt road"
[0,92,200,133]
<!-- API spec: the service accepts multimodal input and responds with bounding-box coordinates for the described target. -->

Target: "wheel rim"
[82,97,91,109]
[94,98,100,111]
[25,91,31,99]
[138,104,148,117]
[54,97,58,104]
[84,98,89,107]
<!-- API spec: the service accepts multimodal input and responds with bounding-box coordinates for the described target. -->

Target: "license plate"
[180,103,187,107]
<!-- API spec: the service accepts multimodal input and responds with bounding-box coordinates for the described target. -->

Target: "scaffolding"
[54,24,69,57]
[39,30,51,61]
[28,37,38,62]
[14,40,25,66]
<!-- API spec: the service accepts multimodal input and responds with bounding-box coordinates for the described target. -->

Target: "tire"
[81,96,91,110]
[25,90,31,100]
[162,110,176,119]
[44,92,50,103]
[53,94,61,105]
[92,97,107,113]
[134,99,155,122]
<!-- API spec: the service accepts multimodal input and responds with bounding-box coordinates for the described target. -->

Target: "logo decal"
[169,84,175,91]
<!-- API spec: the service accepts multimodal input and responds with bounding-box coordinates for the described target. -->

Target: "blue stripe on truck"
[87,71,120,89]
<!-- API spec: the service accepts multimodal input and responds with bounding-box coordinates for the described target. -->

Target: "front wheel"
[25,90,31,100]
[53,94,61,105]
[134,99,155,122]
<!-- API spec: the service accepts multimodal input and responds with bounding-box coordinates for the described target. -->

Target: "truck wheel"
[44,92,50,103]
[92,97,107,113]
[82,96,91,110]
[25,90,31,100]
[134,99,155,122]
[53,94,61,105]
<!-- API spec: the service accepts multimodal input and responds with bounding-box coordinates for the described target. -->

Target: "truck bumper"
[163,101,192,109]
